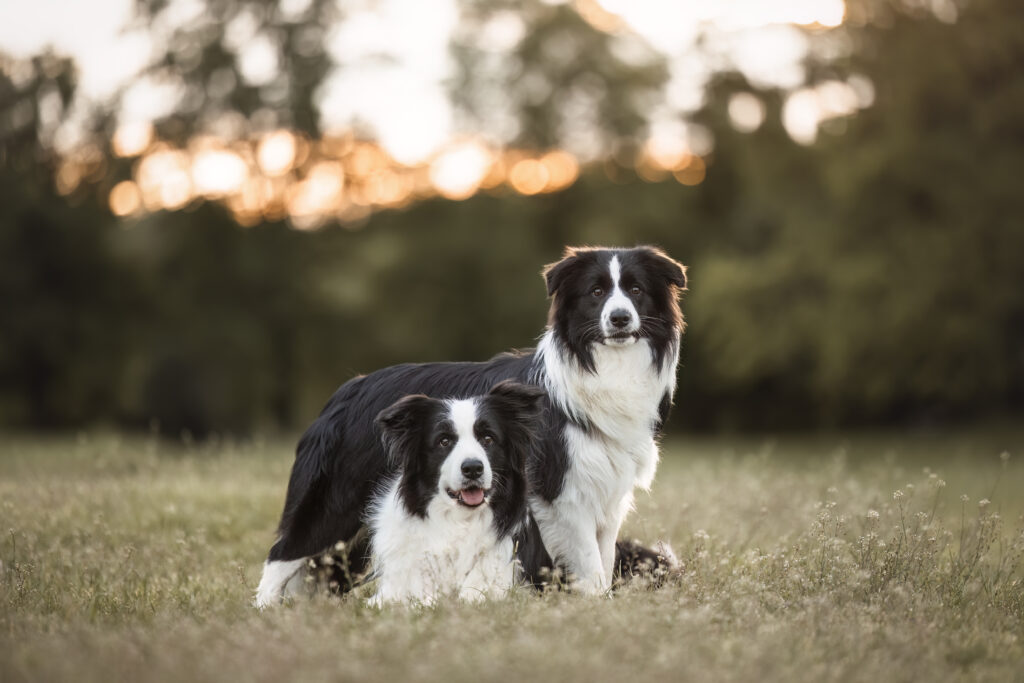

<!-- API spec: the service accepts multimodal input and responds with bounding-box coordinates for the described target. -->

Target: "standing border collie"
[369,382,541,604]
[255,246,686,607]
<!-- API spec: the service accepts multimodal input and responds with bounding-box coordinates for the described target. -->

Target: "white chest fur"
[539,332,677,488]
[563,340,674,437]
[369,479,517,604]
[531,332,679,589]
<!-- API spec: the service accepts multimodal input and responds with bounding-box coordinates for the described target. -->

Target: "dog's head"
[376,381,544,536]
[542,246,687,369]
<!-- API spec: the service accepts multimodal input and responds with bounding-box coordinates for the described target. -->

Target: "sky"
[0,0,858,161]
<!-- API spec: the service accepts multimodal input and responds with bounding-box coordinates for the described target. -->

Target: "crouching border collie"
[255,245,686,607]
[369,381,542,604]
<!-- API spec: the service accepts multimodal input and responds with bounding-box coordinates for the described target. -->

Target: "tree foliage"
[1,0,1022,434]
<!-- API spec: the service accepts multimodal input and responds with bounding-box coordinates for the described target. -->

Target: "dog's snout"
[461,458,484,480]
[609,309,633,329]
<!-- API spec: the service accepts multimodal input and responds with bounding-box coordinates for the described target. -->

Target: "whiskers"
[575,316,670,343]
[576,320,606,343]
[637,315,670,336]
[487,472,510,500]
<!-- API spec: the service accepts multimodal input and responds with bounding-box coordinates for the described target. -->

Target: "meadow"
[2,429,1022,682]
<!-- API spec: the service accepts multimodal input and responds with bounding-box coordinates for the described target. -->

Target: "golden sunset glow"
[508,159,549,196]
[108,129,591,226]
[257,131,298,177]
[594,0,845,38]
[574,0,623,34]
[90,0,860,226]
[108,180,142,216]
[673,156,706,186]
[429,141,493,200]
[136,147,192,211]
[541,151,580,192]
[643,139,690,173]
[191,148,249,197]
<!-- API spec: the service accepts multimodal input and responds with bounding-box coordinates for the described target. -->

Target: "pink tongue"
[461,488,485,506]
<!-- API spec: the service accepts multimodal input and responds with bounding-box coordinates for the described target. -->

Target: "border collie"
[368,381,541,604]
[255,245,686,607]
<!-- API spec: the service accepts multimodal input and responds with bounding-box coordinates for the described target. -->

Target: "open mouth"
[605,331,639,342]
[446,486,488,508]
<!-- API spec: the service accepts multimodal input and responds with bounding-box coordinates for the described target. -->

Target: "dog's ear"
[376,394,437,468]
[377,394,435,433]
[485,381,543,537]
[487,380,546,417]
[486,381,545,470]
[638,246,687,290]
[542,247,586,297]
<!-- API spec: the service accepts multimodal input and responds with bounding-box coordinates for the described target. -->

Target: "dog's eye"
[591,287,604,298]
[438,436,453,448]
[480,435,494,447]
[630,285,643,296]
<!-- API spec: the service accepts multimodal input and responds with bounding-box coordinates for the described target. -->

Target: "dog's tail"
[614,538,679,587]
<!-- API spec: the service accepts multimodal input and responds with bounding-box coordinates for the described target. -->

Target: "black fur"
[265,246,687,585]
[614,539,677,585]
[307,528,372,594]
[656,392,672,432]
[266,352,543,562]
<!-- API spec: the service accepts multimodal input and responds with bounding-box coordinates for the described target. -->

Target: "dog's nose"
[461,459,484,480]
[609,309,632,328]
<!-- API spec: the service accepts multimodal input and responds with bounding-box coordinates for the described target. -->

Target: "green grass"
[2,430,1023,682]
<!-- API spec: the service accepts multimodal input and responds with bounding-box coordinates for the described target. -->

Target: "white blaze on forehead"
[602,254,639,335]
[447,398,478,442]
[609,254,622,289]
[440,397,492,492]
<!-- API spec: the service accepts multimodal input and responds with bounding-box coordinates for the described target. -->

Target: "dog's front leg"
[530,497,607,593]
[596,526,618,587]
[597,491,635,585]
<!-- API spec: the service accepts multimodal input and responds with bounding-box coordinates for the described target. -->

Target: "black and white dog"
[368,381,541,604]
[255,246,686,607]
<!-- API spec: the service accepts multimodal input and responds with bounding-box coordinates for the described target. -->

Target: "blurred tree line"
[1,0,1021,436]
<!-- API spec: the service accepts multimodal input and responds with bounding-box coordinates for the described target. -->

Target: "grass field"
[2,429,1023,682]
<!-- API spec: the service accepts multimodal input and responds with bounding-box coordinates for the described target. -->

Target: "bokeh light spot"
[673,156,706,186]
[108,180,142,216]
[728,93,766,133]
[509,158,549,195]
[112,121,154,157]
[429,141,492,200]
[192,149,248,196]
[257,131,297,177]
